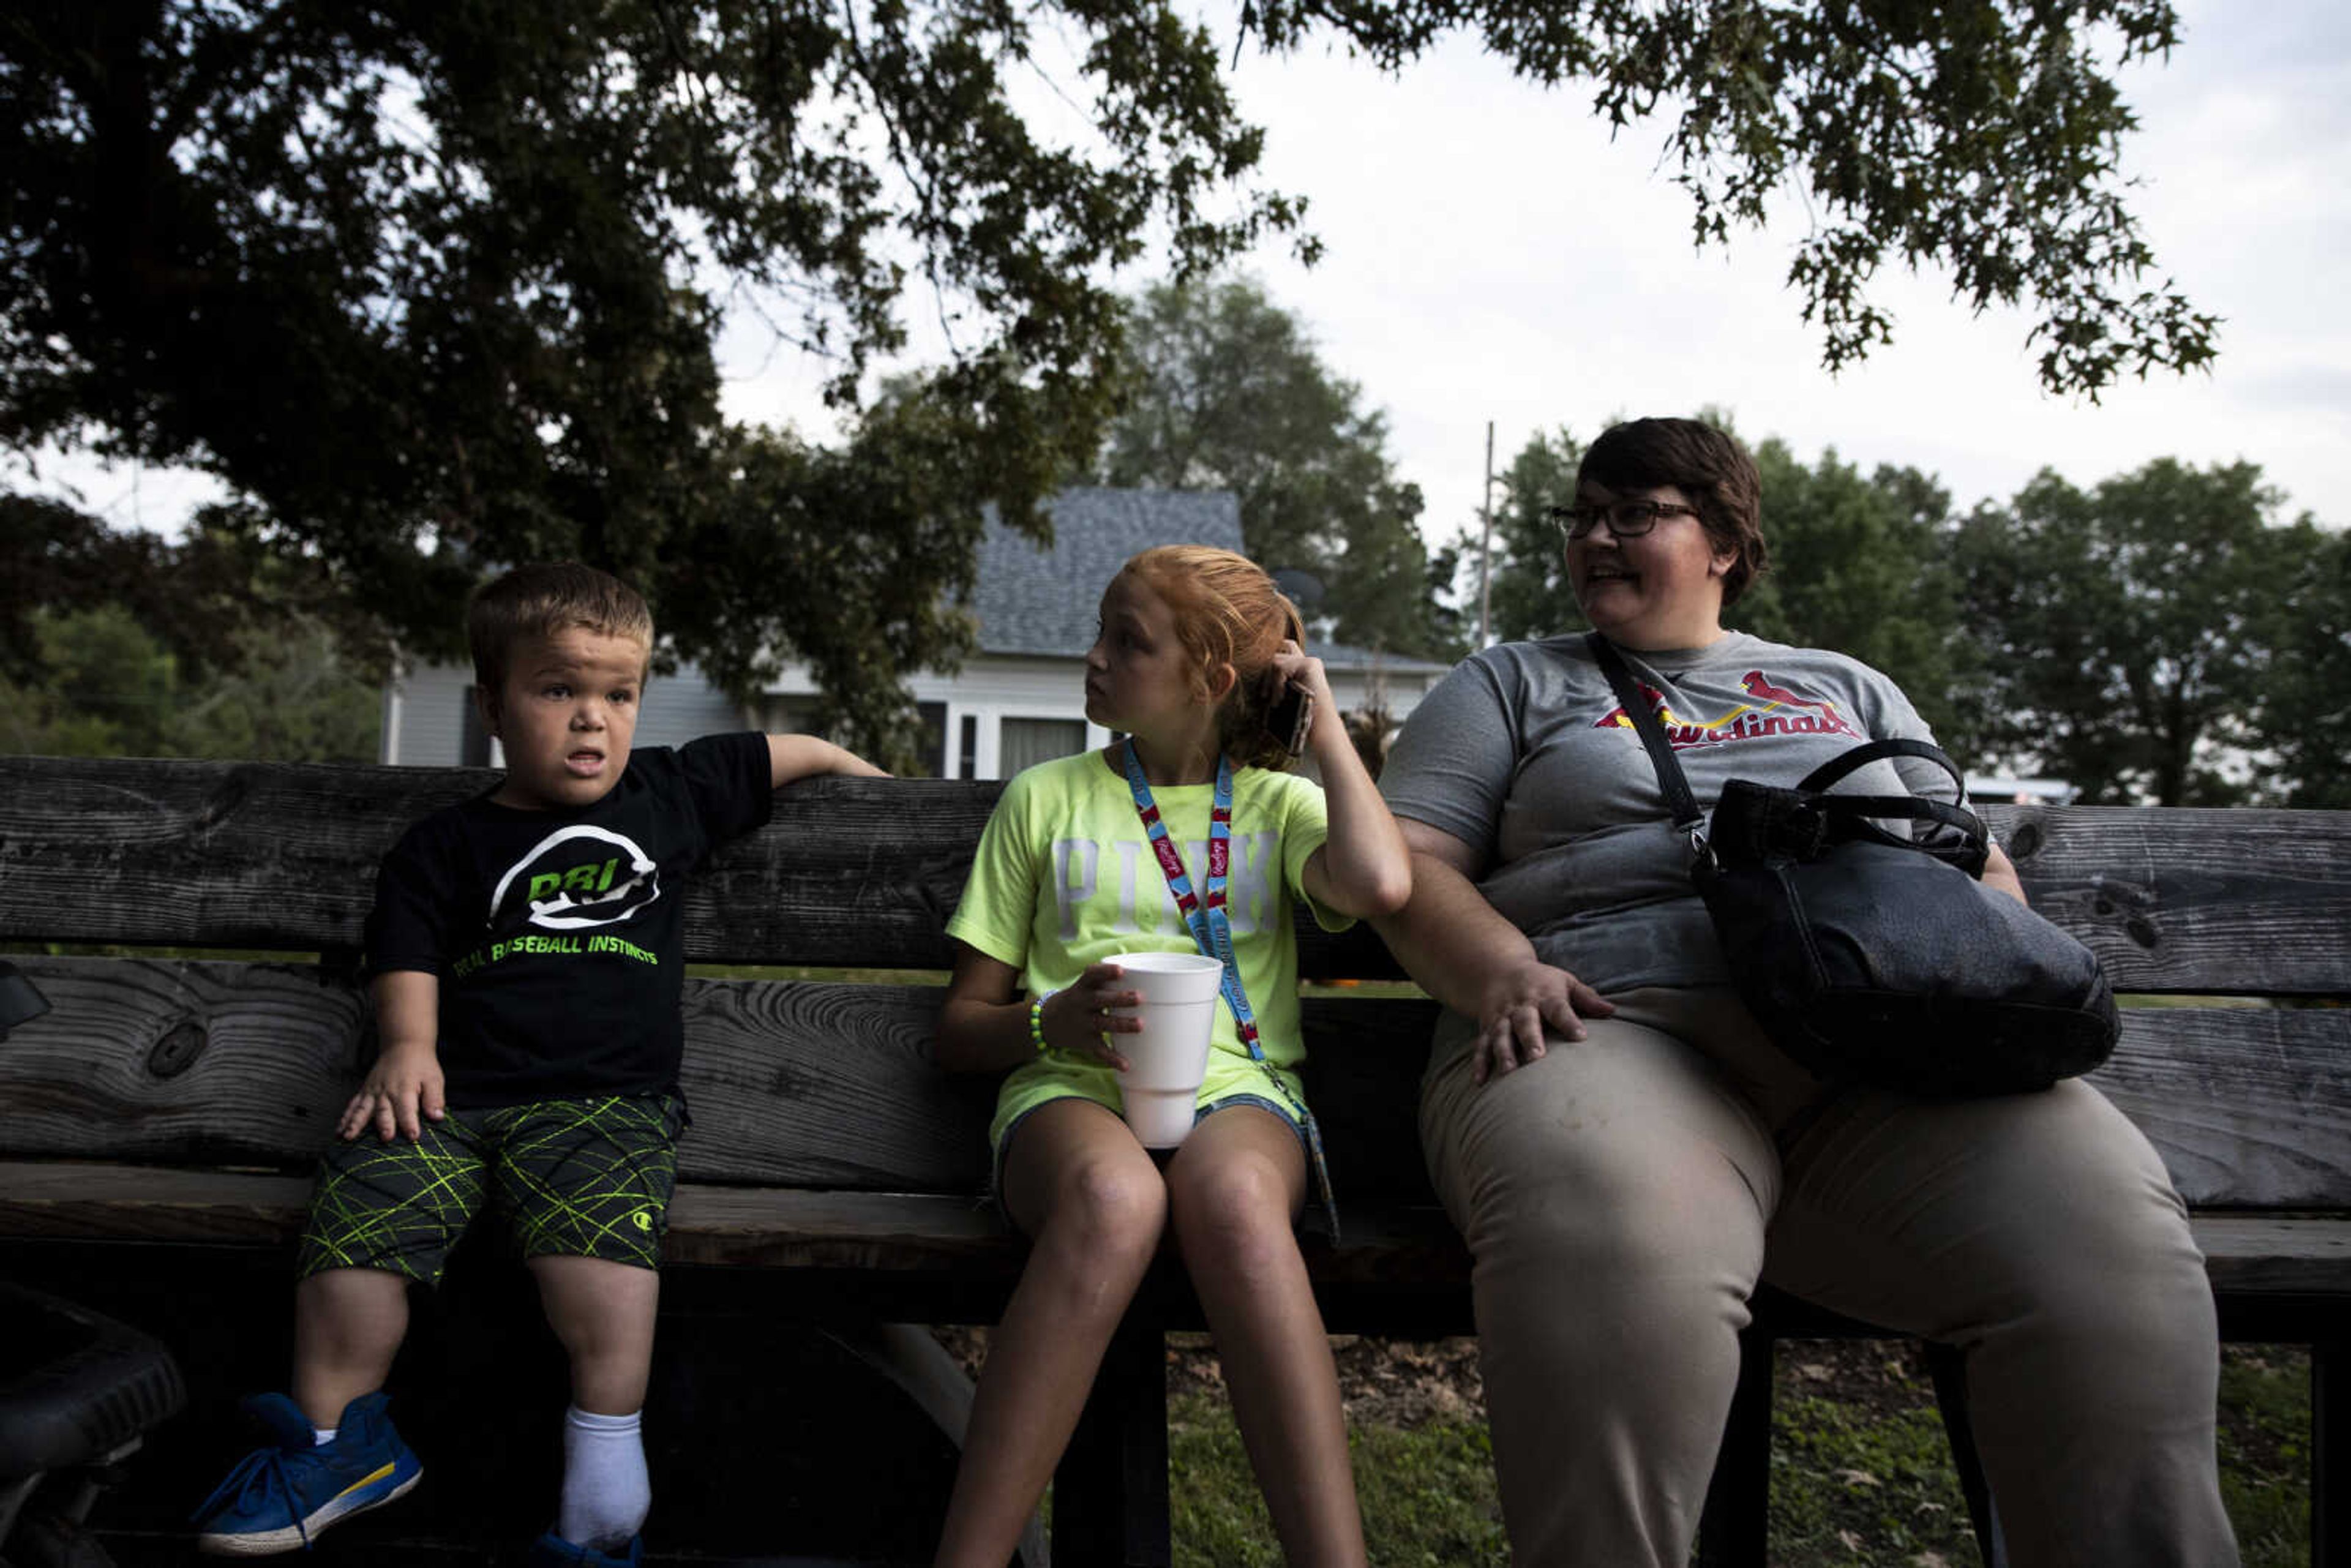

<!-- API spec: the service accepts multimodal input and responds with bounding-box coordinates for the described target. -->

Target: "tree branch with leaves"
[1250,0,2214,394]
[5,1,2216,765]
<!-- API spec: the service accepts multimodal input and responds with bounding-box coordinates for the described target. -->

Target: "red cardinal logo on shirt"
[1594,670,1861,751]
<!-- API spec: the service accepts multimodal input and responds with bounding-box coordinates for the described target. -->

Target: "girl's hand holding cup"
[1095,951,1226,1148]
[1043,962,1141,1070]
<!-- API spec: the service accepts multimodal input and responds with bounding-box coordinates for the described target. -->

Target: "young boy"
[193,563,885,1562]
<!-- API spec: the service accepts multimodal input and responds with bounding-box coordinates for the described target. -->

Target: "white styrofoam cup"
[1104,950,1226,1148]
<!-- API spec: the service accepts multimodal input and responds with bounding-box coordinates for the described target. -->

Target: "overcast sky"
[716,0,2347,558]
[21,0,2345,566]
[1198,0,2350,549]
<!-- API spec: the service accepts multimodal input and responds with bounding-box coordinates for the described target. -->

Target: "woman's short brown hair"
[1578,418,1770,607]
[1117,546,1308,771]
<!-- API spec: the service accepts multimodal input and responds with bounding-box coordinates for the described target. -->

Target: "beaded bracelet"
[1029,989,1059,1054]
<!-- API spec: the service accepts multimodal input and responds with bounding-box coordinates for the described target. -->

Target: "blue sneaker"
[527,1531,643,1568]
[193,1390,422,1554]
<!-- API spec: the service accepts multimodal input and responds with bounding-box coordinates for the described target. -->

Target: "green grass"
[1768,1389,1983,1564]
[1155,1345,2309,1567]
[2218,1348,2316,1568]
[1168,1392,1506,1567]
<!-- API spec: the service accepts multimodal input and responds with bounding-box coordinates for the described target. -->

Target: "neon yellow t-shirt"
[945,749,1351,1152]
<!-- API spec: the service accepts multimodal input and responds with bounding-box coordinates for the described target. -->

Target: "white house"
[380,487,1453,778]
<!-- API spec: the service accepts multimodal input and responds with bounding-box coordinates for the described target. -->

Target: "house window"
[756,694,823,733]
[999,717,1087,776]
[916,702,948,779]
[460,688,493,767]
[959,715,979,780]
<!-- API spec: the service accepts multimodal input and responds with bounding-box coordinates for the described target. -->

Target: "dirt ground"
[1175,1332,1492,1428]
[934,1327,1924,1430]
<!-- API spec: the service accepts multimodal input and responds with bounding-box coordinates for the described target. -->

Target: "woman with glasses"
[1369,418,2235,1567]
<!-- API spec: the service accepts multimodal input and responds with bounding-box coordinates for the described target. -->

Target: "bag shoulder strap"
[1793,737,1988,863]
[1586,632,1704,836]
[1794,736,1960,795]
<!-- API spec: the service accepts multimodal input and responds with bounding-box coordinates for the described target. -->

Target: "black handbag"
[1588,633,2118,1097]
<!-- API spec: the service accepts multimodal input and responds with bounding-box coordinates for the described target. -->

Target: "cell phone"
[1262,678,1314,757]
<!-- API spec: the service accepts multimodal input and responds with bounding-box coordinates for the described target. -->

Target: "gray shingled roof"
[972,487,1451,675]
[972,487,1244,656]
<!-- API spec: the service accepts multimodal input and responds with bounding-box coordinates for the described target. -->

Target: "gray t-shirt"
[1381,631,1964,994]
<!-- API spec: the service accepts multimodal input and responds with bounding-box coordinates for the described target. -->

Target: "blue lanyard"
[1120,740,1339,1237]
[1120,743,1258,1050]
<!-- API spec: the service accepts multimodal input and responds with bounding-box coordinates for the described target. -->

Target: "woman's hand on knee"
[1472,960,1614,1085]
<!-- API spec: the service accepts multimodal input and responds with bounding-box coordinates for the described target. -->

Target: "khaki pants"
[1420,988,2238,1568]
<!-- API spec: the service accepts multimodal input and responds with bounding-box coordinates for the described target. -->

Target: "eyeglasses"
[1549,500,1701,540]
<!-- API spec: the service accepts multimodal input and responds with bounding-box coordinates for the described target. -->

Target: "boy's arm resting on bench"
[339,969,446,1144]
[767,734,889,786]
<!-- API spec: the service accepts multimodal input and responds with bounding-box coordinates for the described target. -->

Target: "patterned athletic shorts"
[296,1093,684,1284]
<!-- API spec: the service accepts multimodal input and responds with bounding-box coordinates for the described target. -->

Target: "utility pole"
[1476,421,1495,647]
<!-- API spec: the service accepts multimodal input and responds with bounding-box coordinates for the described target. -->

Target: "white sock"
[312,1428,336,1447]
[557,1405,650,1551]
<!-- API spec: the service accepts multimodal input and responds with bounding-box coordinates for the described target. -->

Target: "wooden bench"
[1,754,2344,1566]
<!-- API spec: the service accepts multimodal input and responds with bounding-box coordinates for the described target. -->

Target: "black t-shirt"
[364,732,773,1108]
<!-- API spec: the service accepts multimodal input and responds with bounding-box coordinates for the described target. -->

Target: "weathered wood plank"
[0,958,999,1188]
[0,756,490,953]
[0,1162,1022,1273]
[0,1162,312,1244]
[3,1163,2340,1299]
[662,1186,1019,1271]
[676,975,999,1189]
[1307,1002,2351,1210]
[2191,1216,2351,1296]
[0,957,364,1166]
[4,956,2345,1208]
[2091,1005,2351,1210]
[7,757,2350,989]
[1986,803,2351,997]
[0,756,996,968]
[0,1161,1446,1289]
